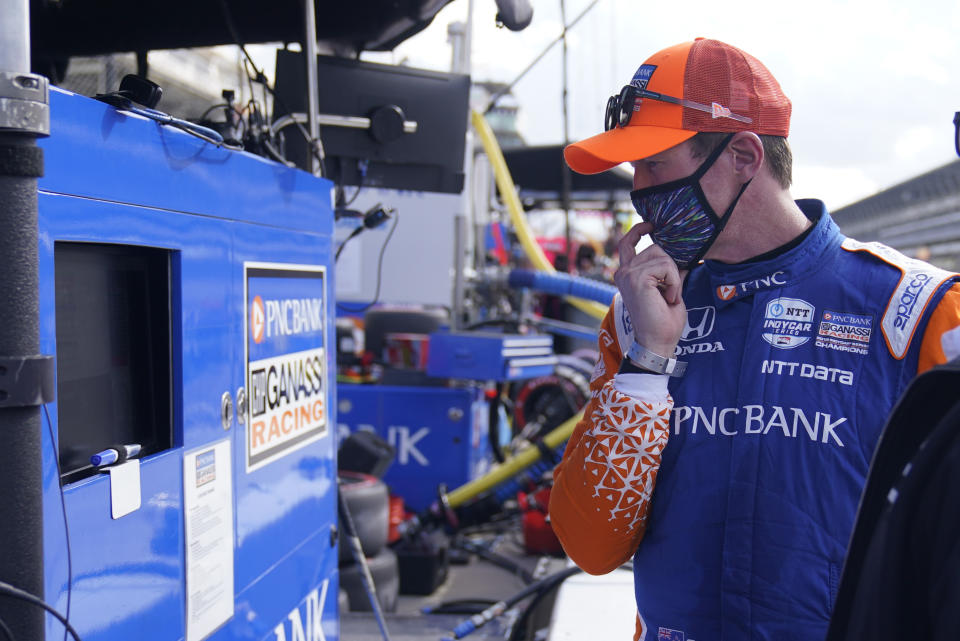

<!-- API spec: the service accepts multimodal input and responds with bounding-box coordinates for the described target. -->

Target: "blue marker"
[91,443,142,467]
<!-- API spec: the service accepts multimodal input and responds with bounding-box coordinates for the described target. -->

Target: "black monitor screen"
[54,243,172,483]
[274,50,470,194]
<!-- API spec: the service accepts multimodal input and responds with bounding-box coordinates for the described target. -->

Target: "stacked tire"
[338,472,399,613]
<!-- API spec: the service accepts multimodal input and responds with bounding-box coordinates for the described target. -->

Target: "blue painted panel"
[39,89,337,641]
[337,385,492,511]
[39,88,333,233]
[39,194,228,641]
[231,221,338,605]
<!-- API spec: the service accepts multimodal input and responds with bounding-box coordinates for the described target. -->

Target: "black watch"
[618,357,658,375]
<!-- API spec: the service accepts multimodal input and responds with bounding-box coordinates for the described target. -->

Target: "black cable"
[243,59,258,105]
[424,598,497,615]
[218,0,327,175]
[453,538,535,584]
[42,404,72,641]
[337,212,400,314]
[335,226,364,261]
[506,572,569,641]
[507,563,633,641]
[338,159,369,208]
[0,581,82,641]
[449,566,583,639]
[343,181,364,208]
[485,0,604,113]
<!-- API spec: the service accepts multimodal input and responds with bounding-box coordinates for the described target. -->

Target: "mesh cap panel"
[682,39,791,136]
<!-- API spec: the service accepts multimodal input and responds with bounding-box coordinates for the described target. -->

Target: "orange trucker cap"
[564,38,791,174]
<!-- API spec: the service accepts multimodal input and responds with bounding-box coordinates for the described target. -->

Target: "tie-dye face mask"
[630,133,750,271]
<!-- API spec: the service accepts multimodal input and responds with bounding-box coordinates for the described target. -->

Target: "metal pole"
[464,0,474,75]
[453,214,466,329]
[303,0,321,176]
[559,0,573,268]
[0,0,51,640]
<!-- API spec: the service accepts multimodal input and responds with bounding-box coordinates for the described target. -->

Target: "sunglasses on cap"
[604,84,753,131]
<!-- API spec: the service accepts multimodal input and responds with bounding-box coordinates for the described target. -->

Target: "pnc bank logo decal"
[716,270,787,302]
[717,285,737,301]
[251,295,265,344]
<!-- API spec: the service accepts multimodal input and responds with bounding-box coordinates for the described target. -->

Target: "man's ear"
[729,132,764,180]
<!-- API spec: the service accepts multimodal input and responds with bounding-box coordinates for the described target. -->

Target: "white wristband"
[625,340,686,377]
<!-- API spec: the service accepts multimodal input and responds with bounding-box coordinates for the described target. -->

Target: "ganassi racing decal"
[245,262,329,472]
[816,310,872,356]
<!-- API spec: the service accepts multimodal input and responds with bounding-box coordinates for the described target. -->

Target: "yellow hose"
[446,409,583,508]
[470,110,609,321]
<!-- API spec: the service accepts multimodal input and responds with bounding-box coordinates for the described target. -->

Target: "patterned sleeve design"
[550,301,673,576]
[582,381,672,535]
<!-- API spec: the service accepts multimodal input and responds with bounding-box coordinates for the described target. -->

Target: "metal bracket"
[0,71,50,136]
[270,112,417,136]
[0,356,55,408]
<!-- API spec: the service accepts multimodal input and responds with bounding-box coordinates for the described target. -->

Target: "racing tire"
[363,308,449,362]
[339,547,400,613]
[339,471,389,563]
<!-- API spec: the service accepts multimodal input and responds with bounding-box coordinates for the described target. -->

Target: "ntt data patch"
[244,262,328,472]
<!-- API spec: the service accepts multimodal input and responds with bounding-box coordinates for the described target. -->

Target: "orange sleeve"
[917,283,960,374]
[548,306,673,575]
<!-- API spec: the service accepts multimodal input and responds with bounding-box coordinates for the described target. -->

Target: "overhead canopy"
[30,0,457,64]
[502,145,633,201]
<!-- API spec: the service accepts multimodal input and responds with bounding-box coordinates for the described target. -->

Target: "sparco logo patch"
[762,297,814,349]
[894,273,932,329]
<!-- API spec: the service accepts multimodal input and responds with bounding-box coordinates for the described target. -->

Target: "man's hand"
[614,222,687,358]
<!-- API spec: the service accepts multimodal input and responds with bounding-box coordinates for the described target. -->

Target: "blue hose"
[493,444,566,504]
[508,269,617,306]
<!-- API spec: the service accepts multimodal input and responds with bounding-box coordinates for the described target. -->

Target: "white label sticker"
[184,439,234,641]
[109,460,141,519]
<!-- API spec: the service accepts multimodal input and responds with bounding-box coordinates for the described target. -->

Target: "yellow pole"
[470,110,609,320]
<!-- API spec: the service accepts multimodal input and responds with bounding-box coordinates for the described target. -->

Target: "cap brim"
[564,126,697,175]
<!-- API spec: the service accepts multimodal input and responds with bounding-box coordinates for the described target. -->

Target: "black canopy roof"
[31,0,457,64]
[502,145,633,200]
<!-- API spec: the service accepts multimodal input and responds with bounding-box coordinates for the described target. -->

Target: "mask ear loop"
[680,133,750,269]
[691,132,736,180]
[681,176,753,270]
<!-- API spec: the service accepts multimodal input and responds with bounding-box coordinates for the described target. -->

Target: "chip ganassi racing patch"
[816,310,872,356]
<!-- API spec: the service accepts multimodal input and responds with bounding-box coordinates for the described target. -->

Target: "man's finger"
[644,256,682,304]
[618,222,654,264]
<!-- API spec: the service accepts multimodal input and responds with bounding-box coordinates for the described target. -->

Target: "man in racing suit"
[548,38,960,641]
